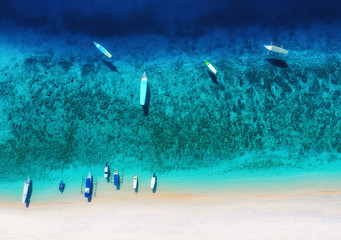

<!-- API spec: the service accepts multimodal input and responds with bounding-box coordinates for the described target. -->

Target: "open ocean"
[0,0,340,202]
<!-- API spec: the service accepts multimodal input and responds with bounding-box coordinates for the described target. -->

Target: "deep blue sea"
[0,0,340,202]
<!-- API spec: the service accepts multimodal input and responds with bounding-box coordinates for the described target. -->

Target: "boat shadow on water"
[26,180,33,208]
[102,59,118,72]
[142,83,151,116]
[266,58,288,68]
[206,70,218,84]
[116,178,121,190]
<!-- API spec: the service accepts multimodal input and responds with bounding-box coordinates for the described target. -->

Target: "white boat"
[140,72,148,105]
[104,163,109,178]
[84,172,91,198]
[205,60,217,74]
[22,177,30,203]
[264,43,288,54]
[93,41,112,58]
[133,175,138,190]
[150,173,156,189]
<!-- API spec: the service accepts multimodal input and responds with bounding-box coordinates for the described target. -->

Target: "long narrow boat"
[59,180,65,193]
[133,175,138,190]
[22,177,30,203]
[140,72,148,105]
[150,173,156,189]
[93,41,112,58]
[84,172,91,198]
[104,163,109,179]
[205,60,217,74]
[264,43,288,54]
[114,170,119,186]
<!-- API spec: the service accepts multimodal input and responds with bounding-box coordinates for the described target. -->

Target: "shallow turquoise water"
[0,23,340,203]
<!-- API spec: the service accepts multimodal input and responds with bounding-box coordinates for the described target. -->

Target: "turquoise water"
[0,23,340,203]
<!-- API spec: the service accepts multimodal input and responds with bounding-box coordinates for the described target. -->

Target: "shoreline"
[1,189,340,240]
[1,163,341,203]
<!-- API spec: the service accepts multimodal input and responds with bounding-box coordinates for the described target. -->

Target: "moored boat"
[84,172,91,198]
[114,170,119,186]
[264,42,288,54]
[22,177,30,203]
[59,180,65,193]
[150,173,156,189]
[104,163,109,179]
[133,175,138,190]
[140,72,148,105]
[93,41,112,58]
[205,60,217,74]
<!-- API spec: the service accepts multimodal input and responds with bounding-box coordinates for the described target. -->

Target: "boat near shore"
[84,172,91,198]
[114,170,119,186]
[133,175,138,190]
[59,180,65,193]
[22,177,30,203]
[104,163,109,179]
[150,173,156,190]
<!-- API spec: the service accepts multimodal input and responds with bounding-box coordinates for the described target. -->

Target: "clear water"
[0,19,340,203]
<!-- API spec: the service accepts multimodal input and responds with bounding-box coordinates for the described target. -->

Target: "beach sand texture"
[1,192,341,240]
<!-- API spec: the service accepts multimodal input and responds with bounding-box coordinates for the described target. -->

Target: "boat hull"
[85,172,91,198]
[264,45,288,54]
[150,177,155,189]
[93,41,112,58]
[140,73,147,105]
[22,179,30,203]
[205,60,217,74]
[133,176,138,189]
[114,173,119,186]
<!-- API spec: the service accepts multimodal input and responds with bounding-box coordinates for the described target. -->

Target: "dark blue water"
[1,0,340,37]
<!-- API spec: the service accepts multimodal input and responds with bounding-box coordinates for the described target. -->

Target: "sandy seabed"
[1,190,341,240]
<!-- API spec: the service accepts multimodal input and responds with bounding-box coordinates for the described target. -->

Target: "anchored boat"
[84,172,92,198]
[93,41,112,58]
[22,177,30,203]
[114,170,119,186]
[133,175,138,190]
[104,163,109,179]
[59,180,65,193]
[150,173,156,189]
[140,72,148,105]
[205,60,217,74]
[264,42,288,54]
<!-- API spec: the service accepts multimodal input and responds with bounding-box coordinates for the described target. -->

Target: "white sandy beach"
[1,190,341,240]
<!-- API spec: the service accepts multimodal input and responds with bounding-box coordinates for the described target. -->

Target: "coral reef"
[0,24,340,180]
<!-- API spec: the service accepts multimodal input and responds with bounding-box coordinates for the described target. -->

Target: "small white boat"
[264,43,288,54]
[150,173,156,189]
[84,172,91,198]
[93,41,112,58]
[22,177,30,203]
[104,163,109,179]
[205,60,217,74]
[140,72,148,105]
[133,175,138,190]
